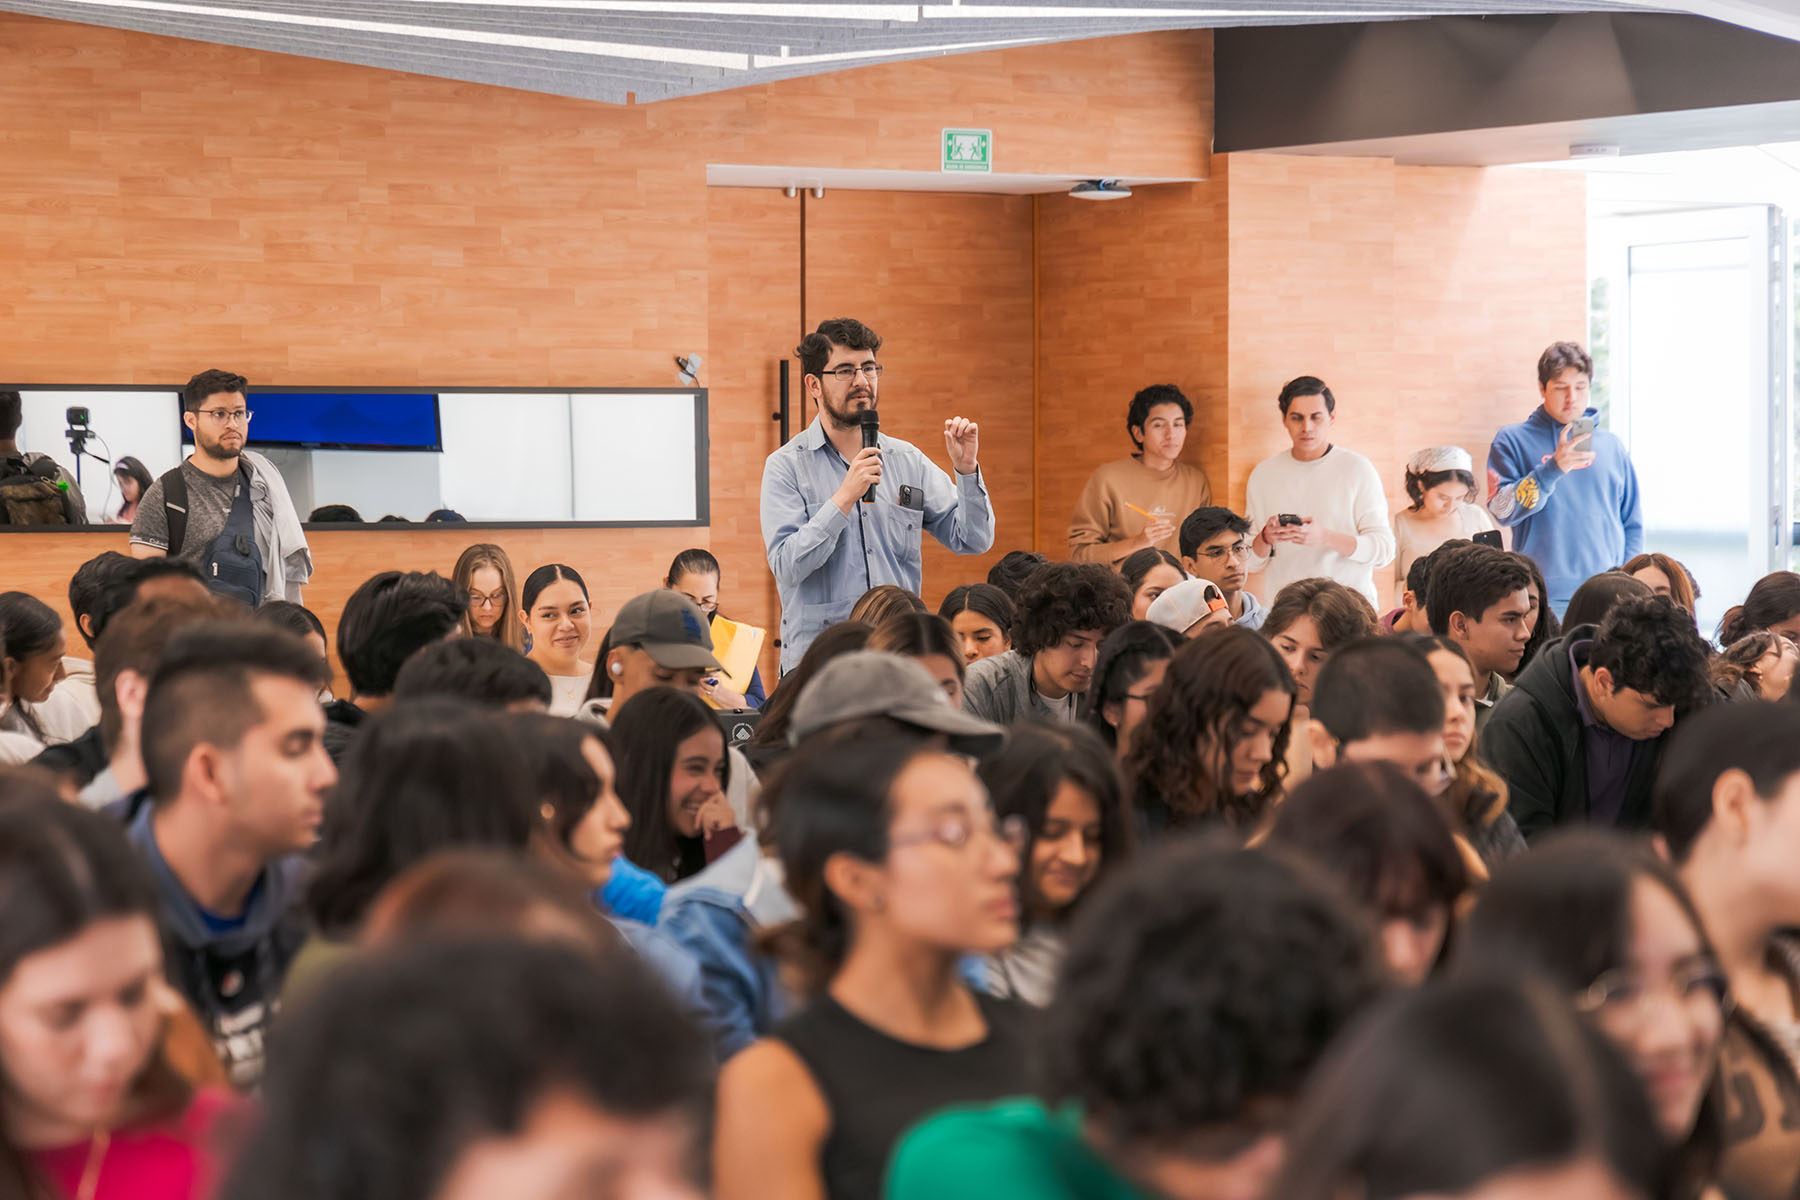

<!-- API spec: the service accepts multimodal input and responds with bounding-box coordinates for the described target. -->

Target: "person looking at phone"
[1243,377,1395,610]
[1067,384,1213,567]
[1392,445,1499,589]
[761,318,993,673]
[1488,342,1643,615]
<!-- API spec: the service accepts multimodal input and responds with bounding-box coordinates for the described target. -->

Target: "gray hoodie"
[124,797,309,1090]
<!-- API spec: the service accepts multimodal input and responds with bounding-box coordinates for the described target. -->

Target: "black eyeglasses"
[823,363,883,381]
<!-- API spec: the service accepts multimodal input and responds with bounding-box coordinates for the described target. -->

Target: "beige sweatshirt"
[1068,456,1213,566]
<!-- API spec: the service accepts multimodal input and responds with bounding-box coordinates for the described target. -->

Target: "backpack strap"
[159,466,188,555]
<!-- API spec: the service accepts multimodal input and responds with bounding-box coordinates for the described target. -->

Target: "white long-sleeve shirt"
[1243,445,1395,609]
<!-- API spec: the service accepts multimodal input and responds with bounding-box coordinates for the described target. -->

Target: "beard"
[198,433,243,460]
[822,387,876,430]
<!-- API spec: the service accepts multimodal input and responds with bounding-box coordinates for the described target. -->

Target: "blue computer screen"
[180,391,442,450]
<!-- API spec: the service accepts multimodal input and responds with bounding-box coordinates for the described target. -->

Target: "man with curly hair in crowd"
[962,563,1132,726]
[1482,593,1711,841]
[887,841,1386,1200]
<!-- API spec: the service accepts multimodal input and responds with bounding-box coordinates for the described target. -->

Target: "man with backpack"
[129,369,311,607]
[0,390,86,525]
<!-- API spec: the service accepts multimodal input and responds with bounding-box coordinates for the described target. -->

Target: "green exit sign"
[942,128,992,173]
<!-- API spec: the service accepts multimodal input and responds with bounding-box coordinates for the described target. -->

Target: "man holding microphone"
[761,318,993,673]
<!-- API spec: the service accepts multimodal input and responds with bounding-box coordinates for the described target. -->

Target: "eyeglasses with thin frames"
[823,363,883,382]
[470,590,509,610]
[1197,542,1251,562]
[889,811,1027,853]
[196,409,253,425]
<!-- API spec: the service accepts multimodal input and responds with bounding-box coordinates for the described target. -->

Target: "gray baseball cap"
[612,590,723,672]
[788,651,1004,754]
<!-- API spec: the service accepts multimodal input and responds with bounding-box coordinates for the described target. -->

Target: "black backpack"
[0,455,78,526]
[160,464,265,608]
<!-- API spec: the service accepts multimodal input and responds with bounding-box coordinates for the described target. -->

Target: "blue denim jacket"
[659,836,794,1060]
[760,418,993,672]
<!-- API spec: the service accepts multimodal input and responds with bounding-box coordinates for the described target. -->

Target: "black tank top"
[774,990,1031,1200]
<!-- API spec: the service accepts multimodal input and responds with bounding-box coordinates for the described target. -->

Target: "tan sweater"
[1068,456,1213,566]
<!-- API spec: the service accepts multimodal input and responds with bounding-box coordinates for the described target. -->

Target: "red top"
[29,1088,237,1200]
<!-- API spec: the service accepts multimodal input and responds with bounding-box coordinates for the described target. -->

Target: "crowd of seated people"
[4,343,1800,1200]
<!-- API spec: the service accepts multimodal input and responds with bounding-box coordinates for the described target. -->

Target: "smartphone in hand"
[1567,416,1596,455]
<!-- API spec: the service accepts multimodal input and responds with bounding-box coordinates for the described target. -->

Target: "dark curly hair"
[1590,595,1712,711]
[1404,468,1477,510]
[1261,577,1378,649]
[1425,544,1532,636]
[1125,384,1192,451]
[1085,621,1181,749]
[1719,570,1800,647]
[1046,840,1383,1151]
[1123,626,1296,830]
[1012,562,1133,660]
[796,317,881,381]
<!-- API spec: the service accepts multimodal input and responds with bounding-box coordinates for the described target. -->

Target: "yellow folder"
[708,615,766,708]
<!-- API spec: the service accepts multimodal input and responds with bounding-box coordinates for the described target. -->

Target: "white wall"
[12,388,704,524]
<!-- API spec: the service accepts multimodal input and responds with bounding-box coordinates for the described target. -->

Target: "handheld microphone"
[859,411,880,502]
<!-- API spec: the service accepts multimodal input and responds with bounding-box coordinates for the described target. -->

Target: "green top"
[886,1098,1149,1200]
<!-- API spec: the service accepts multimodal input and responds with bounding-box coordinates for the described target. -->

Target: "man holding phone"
[1487,342,1643,615]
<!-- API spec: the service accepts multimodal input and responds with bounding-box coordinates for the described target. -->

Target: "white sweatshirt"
[1243,445,1396,608]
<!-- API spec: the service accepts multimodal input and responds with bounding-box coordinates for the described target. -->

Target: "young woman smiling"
[979,722,1132,1006]
[519,564,593,715]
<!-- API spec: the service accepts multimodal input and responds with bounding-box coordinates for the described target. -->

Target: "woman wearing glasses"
[714,737,1030,1200]
[450,543,525,652]
[1459,832,1729,1200]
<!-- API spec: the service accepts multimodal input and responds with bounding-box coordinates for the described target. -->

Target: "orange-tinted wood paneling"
[801,190,1036,606]
[1034,178,1230,558]
[705,187,801,682]
[664,30,1213,180]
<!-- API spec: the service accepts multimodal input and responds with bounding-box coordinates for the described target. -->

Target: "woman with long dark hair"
[293,701,538,990]
[1410,634,1527,867]
[868,613,966,710]
[0,782,230,1199]
[1260,578,1375,789]
[1119,547,1185,622]
[1719,570,1800,647]
[451,543,525,652]
[937,583,1013,666]
[503,713,631,895]
[714,737,1028,1200]
[979,722,1131,1006]
[1458,832,1728,1200]
[1125,626,1296,837]
[108,456,154,526]
[610,687,734,884]
[1084,621,1181,760]
[0,592,69,760]
[518,563,593,714]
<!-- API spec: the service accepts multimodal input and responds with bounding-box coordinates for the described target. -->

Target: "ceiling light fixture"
[1069,179,1132,200]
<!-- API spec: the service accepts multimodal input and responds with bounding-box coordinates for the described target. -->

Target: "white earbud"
[610,662,623,677]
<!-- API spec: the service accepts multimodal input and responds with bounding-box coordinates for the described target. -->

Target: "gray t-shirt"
[129,460,243,563]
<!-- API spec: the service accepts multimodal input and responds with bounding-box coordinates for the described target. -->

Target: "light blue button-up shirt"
[760,417,994,672]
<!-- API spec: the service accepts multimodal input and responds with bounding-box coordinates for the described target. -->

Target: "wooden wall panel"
[1034,178,1230,558]
[705,187,801,682]
[664,30,1213,181]
[1,528,704,697]
[800,190,1036,608]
